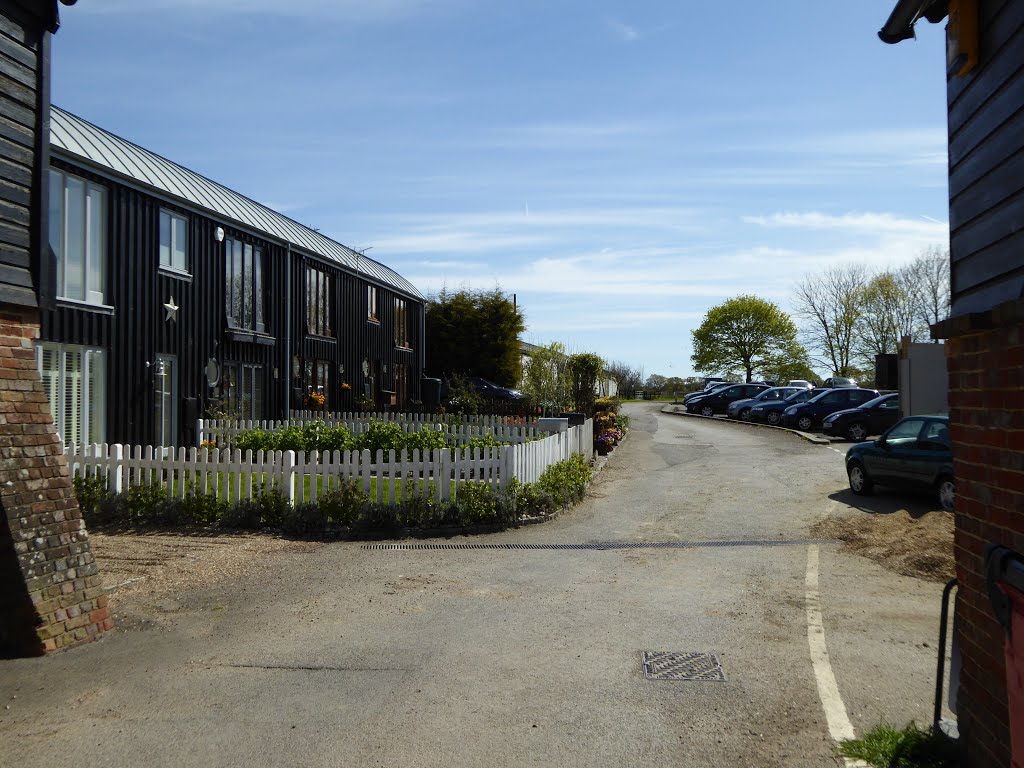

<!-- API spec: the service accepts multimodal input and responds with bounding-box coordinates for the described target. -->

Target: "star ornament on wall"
[163,295,179,322]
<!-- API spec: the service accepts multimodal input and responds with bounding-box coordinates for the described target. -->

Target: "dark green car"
[845,415,955,512]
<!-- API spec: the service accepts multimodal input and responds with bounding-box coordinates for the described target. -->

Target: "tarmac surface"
[0,402,949,767]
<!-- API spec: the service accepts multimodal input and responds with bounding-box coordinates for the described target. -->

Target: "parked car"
[782,387,880,431]
[686,383,771,416]
[846,415,954,511]
[470,376,524,401]
[823,376,857,388]
[683,382,736,404]
[749,387,827,425]
[786,380,814,389]
[822,393,901,441]
[726,386,803,420]
[465,377,524,401]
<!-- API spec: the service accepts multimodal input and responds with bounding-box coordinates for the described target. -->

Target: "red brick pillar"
[0,305,111,656]
[944,309,1024,768]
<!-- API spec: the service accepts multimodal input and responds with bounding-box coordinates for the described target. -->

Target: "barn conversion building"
[41,107,425,447]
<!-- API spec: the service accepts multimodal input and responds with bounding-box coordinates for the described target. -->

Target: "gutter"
[879,0,948,44]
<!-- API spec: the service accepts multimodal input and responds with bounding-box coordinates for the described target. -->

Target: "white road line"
[806,544,866,767]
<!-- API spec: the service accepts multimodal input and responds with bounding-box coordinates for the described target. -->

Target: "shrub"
[538,454,592,508]
[353,421,406,456]
[404,426,452,455]
[283,502,328,536]
[317,480,370,527]
[455,481,497,524]
[457,432,510,455]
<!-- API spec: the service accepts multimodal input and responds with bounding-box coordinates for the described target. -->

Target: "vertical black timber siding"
[40,160,287,445]
[0,3,43,307]
[40,155,423,444]
[292,256,422,413]
[947,0,1024,315]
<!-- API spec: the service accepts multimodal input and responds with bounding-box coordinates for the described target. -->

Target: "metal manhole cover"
[642,651,726,681]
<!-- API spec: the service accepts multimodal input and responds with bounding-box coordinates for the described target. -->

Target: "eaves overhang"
[879,0,949,43]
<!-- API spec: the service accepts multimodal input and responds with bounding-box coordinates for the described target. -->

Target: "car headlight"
[751,406,763,412]
[784,407,798,415]
[823,415,836,425]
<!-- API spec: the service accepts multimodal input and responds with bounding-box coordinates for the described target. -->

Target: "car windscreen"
[783,389,811,402]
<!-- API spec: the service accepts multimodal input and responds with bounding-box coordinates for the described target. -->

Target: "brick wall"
[0,305,111,656]
[945,313,1024,768]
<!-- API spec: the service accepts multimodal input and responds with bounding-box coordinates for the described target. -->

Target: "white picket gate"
[67,420,593,507]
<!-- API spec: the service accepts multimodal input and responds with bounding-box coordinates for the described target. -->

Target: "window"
[885,418,925,445]
[306,266,332,337]
[394,298,409,348]
[37,342,106,447]
[49,168,107,305]
[303,359,330,410]
[368,286,379,322]
[154,355,177,447]
[224,363,265,421]
[225,238,265,332]
[159,209,188,272]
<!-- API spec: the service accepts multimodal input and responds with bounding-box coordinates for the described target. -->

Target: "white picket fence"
[66,420,593,507]
[198,412,545,449]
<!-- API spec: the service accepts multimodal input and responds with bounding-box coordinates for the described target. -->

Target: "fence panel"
[65,419,592,509]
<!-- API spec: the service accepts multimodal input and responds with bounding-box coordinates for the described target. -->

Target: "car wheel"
[740,408,752,421]
[700,405,714,417]
[846,422,867,442]
[766,411,782,426]
[797,416,814,432]
[937,476,956,512]
[848,461,874,496]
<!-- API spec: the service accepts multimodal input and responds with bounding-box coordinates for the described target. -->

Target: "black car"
[467,377,524,401]
[748,387,827,425]
[686,383,770,416]
[726,386,803,420]
[822,393,901,441]
[846,415,954,511]
[683,381,737,404]
[782,387,880,431]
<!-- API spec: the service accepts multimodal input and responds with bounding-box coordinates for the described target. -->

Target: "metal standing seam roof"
[48,106,424,301]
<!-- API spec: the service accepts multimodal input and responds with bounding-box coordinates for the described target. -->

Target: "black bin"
[559,412,586,427]
[421,377,442,410]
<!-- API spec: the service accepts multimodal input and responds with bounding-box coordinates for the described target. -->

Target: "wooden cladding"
[39,155,422,446]
[947,0,1024,316]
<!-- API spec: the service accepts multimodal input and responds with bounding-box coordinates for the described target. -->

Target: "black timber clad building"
[39,107,425,448]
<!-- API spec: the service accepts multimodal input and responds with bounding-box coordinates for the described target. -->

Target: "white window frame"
[159,209,189,274]
[36,342,106,448]
[49,168,108,307]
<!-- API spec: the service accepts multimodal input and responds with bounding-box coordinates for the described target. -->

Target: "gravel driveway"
[0,402,950,767]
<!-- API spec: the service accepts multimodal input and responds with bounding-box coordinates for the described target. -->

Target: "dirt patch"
[812,511,954,582]
[90,531,324,620]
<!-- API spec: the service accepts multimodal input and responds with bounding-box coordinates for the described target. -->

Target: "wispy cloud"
[606,17,641,42]
[743,210,949,239]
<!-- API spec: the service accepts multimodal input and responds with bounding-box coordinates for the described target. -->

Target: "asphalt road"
[0,403,948,767]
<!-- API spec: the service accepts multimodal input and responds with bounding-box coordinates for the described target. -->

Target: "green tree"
[520,341,571,413]
[567,353,603,414]
[425,287,525,386]
[691,295,802,383]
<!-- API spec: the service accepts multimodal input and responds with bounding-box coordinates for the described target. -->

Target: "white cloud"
[743,211,949,239]
[606,18,641,42]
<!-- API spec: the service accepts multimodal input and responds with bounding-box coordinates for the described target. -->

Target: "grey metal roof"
[48,106,424,301]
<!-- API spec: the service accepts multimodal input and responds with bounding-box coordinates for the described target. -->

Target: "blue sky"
[52,1,950,380]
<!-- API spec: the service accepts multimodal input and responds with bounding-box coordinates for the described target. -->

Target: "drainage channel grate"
[361,539,833,551]
[642,651,727,682]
